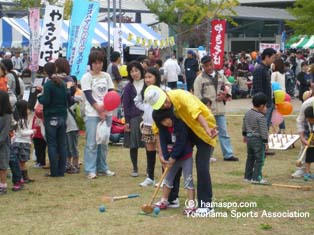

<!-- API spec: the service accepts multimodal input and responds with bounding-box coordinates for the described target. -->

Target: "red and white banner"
[210,19,226,70]
[39,5,64,66]
[29,8,40,71]
[259,43,280,53]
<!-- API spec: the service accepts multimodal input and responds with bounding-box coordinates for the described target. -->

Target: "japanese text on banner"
[67,0,100,80]
[29,8,40,71]
[39,5,64,66]
[210,19,226,70]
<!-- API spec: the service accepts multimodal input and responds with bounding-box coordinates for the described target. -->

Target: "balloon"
[198,45,205,51]
[271,82,281,91]
[284,93,291,102]
[228,76,235,83]
[251,51,257,60]
[119,65,128,77]
[277,102,293,115]
[274,90,285,104]
[103,91,121,111]
[249,64,255,73]
[271,109,284,125]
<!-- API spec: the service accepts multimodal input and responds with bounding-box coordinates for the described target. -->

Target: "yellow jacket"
[153,89,217,147]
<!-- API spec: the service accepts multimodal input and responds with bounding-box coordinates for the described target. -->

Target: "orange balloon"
[251,51,257,60]
[277,102,293,115]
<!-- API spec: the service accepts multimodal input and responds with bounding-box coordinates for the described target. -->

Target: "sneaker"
[98,170,115,176]
[68,166,80,174]
[12,182,23,192]
[291,168,305,178]
[87,173,97,179]
[243,178,251,183]
[130,171,139,177]
[251,179,268,185]
[155,180,165,188]
[0,187,7,195]
[139,177,154,187]
[210,157,217,163]
[33,163,42,168]
[195,207,215,215]
[105,170,115,176]
[154,200,169,209]
[223,156,239,161]
[168,198,180,208]
[304,173,311,181]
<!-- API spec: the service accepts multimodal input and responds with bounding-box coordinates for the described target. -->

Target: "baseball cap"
[201,55,212,64]
[144,85,167,110]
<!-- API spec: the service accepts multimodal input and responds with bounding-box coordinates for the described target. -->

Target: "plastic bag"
[96,120,111,145]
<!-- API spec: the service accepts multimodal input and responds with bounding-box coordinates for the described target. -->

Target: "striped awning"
[0,17,29,48]
[287,35,314,49]
[290,36,309,49]
[0,17,162,48]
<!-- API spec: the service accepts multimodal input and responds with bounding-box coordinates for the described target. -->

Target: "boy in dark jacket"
[152,108,195,212]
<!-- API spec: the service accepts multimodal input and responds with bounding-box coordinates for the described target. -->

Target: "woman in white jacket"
[271,58,286,133]
[134,67,169,187]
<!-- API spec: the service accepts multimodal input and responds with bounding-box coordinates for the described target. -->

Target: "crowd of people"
[0,46,313,215]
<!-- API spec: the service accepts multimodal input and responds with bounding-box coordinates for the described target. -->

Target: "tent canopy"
[286,35,314,49]
[0,17,162,48]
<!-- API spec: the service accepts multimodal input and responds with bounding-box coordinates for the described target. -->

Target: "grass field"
[0,114,313,235]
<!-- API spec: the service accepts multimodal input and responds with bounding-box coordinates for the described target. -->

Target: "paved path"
[225,98,301,114]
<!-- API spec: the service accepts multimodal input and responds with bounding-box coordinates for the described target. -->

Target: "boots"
[21,170,34,183]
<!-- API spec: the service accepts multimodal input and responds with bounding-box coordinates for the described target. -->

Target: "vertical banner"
[39,5,64,66]
[210,19,226,70]
[113,27,123,63]
[281,30,286,51]
[67,0,100,80]
[28,8,41,72]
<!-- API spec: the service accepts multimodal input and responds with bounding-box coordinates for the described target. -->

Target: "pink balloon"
[271,109,284,125]
[103,91,121,111]
[284,93,291,102]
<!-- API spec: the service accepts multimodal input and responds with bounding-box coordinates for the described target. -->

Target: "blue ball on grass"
[99,205,106,212]
[153,207,160,215]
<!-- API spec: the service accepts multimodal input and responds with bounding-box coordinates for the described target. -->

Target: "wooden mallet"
[141,167,170,214]
[296,133,313,167]
[272,183,311,191]
[103,194,139,203]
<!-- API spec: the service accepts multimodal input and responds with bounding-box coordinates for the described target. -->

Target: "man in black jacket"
[252,48,276,155]
[184,50,199,92]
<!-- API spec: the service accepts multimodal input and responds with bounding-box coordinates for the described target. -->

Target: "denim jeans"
[265,104,274,129]
[215,115,234,159]
[9,146,22,184]
[84,116,112,174]
[44,116,67,177]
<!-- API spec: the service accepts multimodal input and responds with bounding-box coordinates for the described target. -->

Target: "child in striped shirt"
[242,92,269,184]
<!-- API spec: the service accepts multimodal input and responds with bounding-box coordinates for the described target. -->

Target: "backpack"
[68,103,85,131]
[10,71,21,96]
[0,76,8,92]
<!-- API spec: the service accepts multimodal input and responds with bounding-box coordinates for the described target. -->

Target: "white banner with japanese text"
[39,5,64,66]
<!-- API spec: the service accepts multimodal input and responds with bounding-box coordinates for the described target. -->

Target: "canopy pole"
[107,0,110,65]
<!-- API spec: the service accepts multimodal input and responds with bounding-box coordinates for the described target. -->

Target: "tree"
[63,0,72,20]
[11,0,71,19]
[13,0,58,9]
[144,0,239,56]
[286,0,314,36]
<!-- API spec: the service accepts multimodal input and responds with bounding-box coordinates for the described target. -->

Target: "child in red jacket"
[32,111,46,168]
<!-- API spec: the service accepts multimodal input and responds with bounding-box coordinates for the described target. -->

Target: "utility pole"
[206,0,211,55]
[107,0,110,64]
